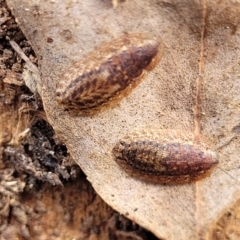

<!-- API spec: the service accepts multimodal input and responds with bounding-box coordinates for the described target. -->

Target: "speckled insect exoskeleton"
[56,33,164,114]
[112,129,219,184]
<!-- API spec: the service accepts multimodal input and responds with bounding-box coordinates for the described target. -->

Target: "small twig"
[6,37,39,74]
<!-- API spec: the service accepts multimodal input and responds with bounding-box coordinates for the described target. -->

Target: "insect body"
[112,130,218,184]
[56,33,164,114]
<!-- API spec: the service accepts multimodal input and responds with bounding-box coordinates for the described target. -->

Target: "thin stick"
[7,37,39,74]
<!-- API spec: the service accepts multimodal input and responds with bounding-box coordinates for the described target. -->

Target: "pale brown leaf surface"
[6,0,240,239]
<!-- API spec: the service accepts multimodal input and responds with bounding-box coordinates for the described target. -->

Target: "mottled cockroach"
[112,130,218,184]
[56,33,164,114]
